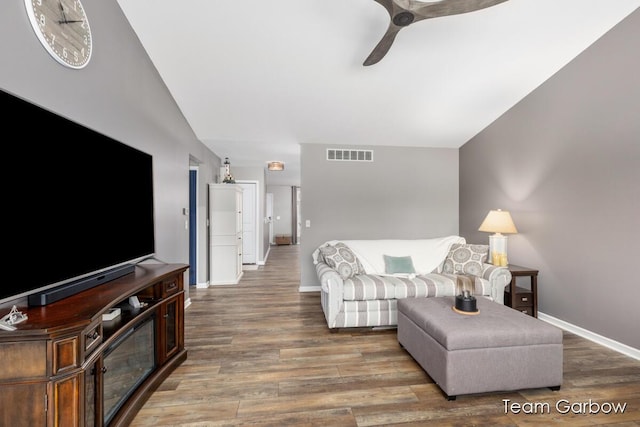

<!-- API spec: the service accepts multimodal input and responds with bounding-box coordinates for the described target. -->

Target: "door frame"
[266,192,274,245]
[188,167,198,285]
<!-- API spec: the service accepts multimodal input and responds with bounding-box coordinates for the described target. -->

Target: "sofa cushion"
[383,255,416,274]
[342,273,491,301]
[442,244,489,276]
[319,243,363,279]
[343,274,396,300]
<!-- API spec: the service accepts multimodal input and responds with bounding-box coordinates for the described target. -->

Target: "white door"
[266,192,274,245]
[296,187,301,243]
[238,182,257,264]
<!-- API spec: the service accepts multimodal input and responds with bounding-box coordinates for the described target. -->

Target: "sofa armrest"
[481,264,512,304]
[315,261,344,328]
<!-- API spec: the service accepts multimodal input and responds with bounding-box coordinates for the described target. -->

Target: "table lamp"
[478,209,517,266]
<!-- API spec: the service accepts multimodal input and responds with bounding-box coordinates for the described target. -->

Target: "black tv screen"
[1,89,155,306]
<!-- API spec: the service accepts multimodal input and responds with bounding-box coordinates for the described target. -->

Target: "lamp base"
[489,234,508,266]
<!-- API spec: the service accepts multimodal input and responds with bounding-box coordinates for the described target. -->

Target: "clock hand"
[58,0,68,23]
[56,0,84,24]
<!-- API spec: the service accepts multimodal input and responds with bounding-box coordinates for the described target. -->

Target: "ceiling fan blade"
[362,0,509,66]
[413,0,509,20]
[363,23,403,66]
[373,0,395,16]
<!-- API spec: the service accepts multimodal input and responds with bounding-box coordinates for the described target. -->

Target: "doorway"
[266,192,274,245]
[188,167,198,285]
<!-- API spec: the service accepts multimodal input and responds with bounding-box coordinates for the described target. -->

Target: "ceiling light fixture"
[267,161,285,171]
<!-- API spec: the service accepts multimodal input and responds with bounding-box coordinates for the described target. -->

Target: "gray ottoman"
[397,296,563,400]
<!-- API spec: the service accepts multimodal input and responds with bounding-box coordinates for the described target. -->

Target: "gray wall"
[300,144,459,287]
[0,1,221,301]
[460,10,640,349]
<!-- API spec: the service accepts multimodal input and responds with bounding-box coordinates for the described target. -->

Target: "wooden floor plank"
[130,244,640,426]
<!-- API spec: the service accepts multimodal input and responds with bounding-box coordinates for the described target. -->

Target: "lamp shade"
[478,209,518,234]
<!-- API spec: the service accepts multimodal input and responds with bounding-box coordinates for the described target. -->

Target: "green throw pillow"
[383,255,416,274]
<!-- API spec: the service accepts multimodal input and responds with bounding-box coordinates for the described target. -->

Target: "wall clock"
[24,0,93,69]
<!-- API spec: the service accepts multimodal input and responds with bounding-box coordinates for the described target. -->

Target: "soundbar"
[28,264,135,306]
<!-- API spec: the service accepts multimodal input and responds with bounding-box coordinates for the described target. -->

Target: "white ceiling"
[116,0,639,186]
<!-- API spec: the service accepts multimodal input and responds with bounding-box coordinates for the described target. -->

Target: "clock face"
[24,0,92,69]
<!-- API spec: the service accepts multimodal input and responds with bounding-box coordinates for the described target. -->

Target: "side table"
[504,264,538,318]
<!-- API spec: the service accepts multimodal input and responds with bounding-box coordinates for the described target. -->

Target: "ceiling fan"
[363,0,509,66]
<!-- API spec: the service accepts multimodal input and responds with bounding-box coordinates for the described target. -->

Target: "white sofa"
[312,235,512,329]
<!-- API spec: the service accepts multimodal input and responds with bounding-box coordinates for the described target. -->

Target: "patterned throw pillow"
[319,243,363,279]
[442,244,489,277]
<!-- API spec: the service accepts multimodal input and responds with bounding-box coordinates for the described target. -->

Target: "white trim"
[210,271,244,286]
[538,312,640,361]
[184,298,192,309]
[299,285,321,292]
[259,245,270,266]
[195,281,209,289]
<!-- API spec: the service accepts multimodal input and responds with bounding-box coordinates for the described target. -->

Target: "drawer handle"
[87,331,99,340]
[521,310,528,314]
[521,297,528,302]
[167,282,177,289]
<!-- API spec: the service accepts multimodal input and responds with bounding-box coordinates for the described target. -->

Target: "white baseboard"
[195,282,209,289]
[184,298,192,309]
[538,312,640,360]
[260,246,270,265]
[283,294,639,359]
[299,285,321,293]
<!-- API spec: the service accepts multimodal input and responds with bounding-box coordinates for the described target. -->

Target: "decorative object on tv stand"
[0,305,28,331]
[478,209,518,266]
[267,161,285,171]
[221,157,236,183]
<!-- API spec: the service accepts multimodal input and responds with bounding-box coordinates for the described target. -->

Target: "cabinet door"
[236,240,243,278]
[209,184,244,285]
[159,293,183,364]
[210,184,242,235]
[84,358,101,427]
[236,188,243,234]
[52,373,82,427]
[0,382,47,426]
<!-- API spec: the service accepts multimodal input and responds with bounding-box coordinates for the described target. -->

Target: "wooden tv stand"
[0,263,188,427]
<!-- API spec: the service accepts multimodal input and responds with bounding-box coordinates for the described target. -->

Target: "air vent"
[326,149,373,162]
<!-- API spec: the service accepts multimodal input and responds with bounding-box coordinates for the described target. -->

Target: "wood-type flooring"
[131,244,640,426]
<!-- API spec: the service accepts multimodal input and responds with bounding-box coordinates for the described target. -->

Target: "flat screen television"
[1,89,155,306]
